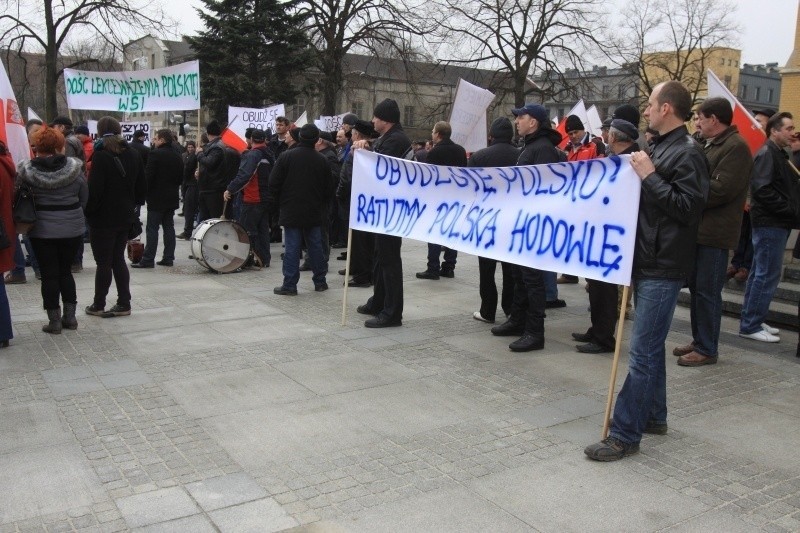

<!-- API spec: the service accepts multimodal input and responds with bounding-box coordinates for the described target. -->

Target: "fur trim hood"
[17,155,83,189]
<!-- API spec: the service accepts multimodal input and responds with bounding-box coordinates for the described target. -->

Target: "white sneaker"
[761,323,780,335]
[472,311,495,324]
[739,330,780,343]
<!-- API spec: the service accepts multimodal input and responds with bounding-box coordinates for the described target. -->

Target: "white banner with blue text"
[64,61,200,112]
[350,150,641,285]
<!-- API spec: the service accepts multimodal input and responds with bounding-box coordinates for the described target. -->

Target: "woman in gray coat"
[16,126,88,333]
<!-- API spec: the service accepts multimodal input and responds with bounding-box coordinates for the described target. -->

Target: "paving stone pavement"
[1,233,799,532]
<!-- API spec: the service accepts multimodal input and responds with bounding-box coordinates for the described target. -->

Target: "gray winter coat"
[16,155,88,239]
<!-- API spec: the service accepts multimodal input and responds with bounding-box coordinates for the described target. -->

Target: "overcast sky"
[164,0,798,67]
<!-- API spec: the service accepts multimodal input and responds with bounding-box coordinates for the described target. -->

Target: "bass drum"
[191,219,251,273]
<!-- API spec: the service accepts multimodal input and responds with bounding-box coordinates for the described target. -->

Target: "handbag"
[12,184,36,235]
[127,239,144,263]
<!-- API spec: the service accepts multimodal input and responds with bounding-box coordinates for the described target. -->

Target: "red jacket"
[81,137,94,177]
[566,135,599,161]
[0,153,16,272]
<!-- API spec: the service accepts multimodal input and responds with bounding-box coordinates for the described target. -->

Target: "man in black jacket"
[178,141,198,240]
[269,124,331,295]
[196,121,229,221]
[355,99,412,328]
[738,112,798,342]
[225,129,274,268]
[469,117,518,323]
[585,81,709,462]
[130,129,150,167]
[416,121,468,280]
[491,103,564,352]
[133,129,184,268]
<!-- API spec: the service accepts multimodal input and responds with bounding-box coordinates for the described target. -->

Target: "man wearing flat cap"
[224,129,275,269]
[585,81,709,462]
[355,98,412,328]
[490,103,565,353]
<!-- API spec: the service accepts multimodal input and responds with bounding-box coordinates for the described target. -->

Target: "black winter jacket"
[196,138,227,193]
[372,124,412,158]
[427,138,468,166]
[517,128,566,165]
[633,125,709,279]
[267,142,332,227]
[749,139,800,229]
[145,144,184,212]
[86,138,146,229]
[468,140,520,168]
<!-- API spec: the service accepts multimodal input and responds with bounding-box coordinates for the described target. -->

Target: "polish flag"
[556,99,589,149]
[220,127,247,153]
[707,69,766,155]
[0,58,31,165]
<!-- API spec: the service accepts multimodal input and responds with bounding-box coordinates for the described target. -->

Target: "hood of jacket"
[524,127,562,148]
[17,155,83,189]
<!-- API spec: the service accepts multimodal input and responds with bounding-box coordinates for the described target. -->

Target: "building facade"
[780,5,800,119]
[738,63,782,113]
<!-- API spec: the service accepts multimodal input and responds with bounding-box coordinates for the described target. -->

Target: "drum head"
[192,219,250,273]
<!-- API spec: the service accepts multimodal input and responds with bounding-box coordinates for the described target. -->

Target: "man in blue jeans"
[673,97,753,365]
[585,81,709,461]
[738,112,798,342]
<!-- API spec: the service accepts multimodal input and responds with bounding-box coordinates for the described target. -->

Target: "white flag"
[0,58,31,164]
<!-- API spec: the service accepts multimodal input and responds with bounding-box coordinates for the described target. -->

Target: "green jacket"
[697,126,753,249]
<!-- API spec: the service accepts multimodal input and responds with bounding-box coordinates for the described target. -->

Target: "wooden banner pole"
[340,228,354,326]
[602,284,630,439]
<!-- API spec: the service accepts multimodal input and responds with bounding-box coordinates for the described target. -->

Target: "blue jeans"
[142,209,176,264]
[12,236,39,276]
[542,271,558,301]
[282,226,326,290]
[240,202,270,265]
[740,226,789,334]
[689,245,728,356]
[426,244,457,273]
[610,277,682,445]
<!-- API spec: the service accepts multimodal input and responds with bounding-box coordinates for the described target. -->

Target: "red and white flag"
[707,69,766,155]
[0,58,31,165]
[556,99,589,149]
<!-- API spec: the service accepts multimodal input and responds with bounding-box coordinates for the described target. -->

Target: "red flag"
[220,127,247,153]
[556,117,569,149]
[556,100,588,150]
[707,69,766,155]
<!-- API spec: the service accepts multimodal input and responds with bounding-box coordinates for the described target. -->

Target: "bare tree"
[428,0,606,107]
[606,0,740,106]
[0,0,174,120]
[299,0,428,115]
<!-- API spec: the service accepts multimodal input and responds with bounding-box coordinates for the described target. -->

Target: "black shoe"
[347,278,372,288]
[156,260,174,266]
[337,253,347,260]
[357,304,378,315]
[130,262,154,269]
[365,316,402,328]
[509,334,544,352]
[491,320,525,336]
[101,304,131,318]
[85,304,105,316]
[577,342,614,354]
[331,242,347,249]
[545,299,566,309]
[315,282,329,292]
[189,255,195,259]
[338,269,346,275]
[177,212,184,217]
[584,436,639,461]
[176,232,190,240]
[571,332,593,342]
[416,270,440,280]
[299,263,311,272]
[440,269,454,278]
[273,286,298,295]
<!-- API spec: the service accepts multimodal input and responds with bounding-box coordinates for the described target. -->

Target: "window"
[728,59,732,66]
[740,85,748,99]
[151,53,156,69]
[724,75,732,89]
[755,86,761,100]
[720,58,725,66]
[617,85,626,99]
[290,97,306,120]
[602,85,610,98]
[351,101,364,119]
[768,88,774,103]
[404,105,415,127]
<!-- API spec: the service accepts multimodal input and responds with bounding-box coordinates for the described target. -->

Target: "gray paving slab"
[186,472,268,511]
[116,486,200,528]
[0,444,105,523]
[209,498,298,532]
[133,514,217,533]
[97,369,153,388]
[46,376,105,397]
[0,401,73,453]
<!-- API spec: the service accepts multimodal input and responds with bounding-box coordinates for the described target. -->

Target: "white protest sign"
[449,79,495,153]
[294,110,308,128]
[350,151,641,285]
[228,104,285,139]
[87,120,151,146]
[27,107,42,122]
[64,60,200,112]
[316,113,348,132]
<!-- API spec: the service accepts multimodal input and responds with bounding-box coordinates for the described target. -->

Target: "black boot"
[43,307,62,334]
[62,303,78,330]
